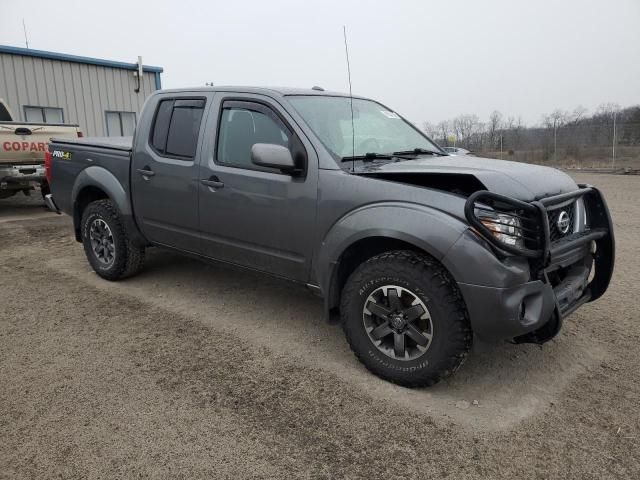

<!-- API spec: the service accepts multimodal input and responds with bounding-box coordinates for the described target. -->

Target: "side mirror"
[251,143,296,173]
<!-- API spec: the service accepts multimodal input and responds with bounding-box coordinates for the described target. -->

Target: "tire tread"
[340,250,472,387]
[81,199,145,281]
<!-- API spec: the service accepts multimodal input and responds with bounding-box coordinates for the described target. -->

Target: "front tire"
[340,250,472,387]
[81,199,145,281]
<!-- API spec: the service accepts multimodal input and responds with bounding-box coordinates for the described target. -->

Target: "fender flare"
[314,202,467,314]
[71,166,147,246]
[72,166,131,215]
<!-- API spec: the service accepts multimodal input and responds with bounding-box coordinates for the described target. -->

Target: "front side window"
[216,103,291,171]
[149,99,205,159]
[24,106,64,124]
[106,111,136,136]
[287,96,440,160]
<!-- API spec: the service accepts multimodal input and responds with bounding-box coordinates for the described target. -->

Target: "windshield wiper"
[340,152,412,162]
[392,148,447,156]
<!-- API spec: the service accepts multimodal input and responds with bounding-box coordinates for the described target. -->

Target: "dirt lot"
[1,174,638,479]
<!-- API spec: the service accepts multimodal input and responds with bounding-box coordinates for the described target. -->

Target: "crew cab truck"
[0,99,81,199]
[45,87,615,387]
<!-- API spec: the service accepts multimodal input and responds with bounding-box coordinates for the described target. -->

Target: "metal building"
[0,45,163,137]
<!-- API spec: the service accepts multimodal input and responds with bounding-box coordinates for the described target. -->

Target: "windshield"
[287,96,441,161]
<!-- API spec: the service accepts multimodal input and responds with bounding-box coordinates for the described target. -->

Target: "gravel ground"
[0,174,638,479]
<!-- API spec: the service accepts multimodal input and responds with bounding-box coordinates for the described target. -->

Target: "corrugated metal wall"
[0,52,158,136]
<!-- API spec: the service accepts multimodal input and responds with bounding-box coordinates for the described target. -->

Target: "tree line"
[423,104,640,156]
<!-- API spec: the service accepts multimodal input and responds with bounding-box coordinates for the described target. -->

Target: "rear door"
[197,94,318,281]
[131,95,207,252]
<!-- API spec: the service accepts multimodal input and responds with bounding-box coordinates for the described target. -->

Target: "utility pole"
[500,134,503,159]
[553,121,557,163]
[612,109,617,169]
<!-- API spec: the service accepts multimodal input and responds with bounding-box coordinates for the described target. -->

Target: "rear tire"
[340,250,472,387]
[81,199,145,281]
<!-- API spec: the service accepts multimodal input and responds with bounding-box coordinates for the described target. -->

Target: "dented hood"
[357,155,578,201]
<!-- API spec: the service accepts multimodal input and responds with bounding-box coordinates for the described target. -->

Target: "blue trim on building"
[0,44,163,73]
[154,71,162,90]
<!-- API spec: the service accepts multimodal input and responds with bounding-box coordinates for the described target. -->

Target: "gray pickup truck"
[46,87,614,387]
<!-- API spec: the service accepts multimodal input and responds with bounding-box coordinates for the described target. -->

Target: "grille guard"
[465,184,615,303]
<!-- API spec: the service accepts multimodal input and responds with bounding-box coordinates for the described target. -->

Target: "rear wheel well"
[74,186,109,241]
[327,237,426,320]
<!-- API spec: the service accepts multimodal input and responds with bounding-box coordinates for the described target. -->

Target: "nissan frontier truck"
[44,87,614,387]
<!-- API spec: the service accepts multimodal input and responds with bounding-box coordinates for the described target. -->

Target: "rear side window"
[150,98,205,159]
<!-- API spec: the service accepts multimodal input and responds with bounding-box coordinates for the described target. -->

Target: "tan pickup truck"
[0,99,82,199]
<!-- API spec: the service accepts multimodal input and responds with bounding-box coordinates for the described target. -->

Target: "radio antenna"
[343,26,355,172]
[23,19,30,49]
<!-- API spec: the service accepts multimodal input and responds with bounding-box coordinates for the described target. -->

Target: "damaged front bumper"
[455,185,615,343]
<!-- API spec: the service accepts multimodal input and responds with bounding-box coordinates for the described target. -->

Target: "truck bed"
[48,135,134,220]
[50,136,133,152]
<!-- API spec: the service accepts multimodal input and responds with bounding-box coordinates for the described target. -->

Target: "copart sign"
[2,141,47,152]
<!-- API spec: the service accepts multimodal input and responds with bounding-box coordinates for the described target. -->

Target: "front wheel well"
[73,186,110,241]
[327,237,428,320]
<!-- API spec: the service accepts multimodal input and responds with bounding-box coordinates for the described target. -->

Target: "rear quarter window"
[150,98,205,160]
[151,100,174,152]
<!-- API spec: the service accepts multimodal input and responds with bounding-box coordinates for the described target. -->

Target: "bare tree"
[488,110,503,149]
[422,121,439,140]
[596,102,621,117]
[542,109,569,130]
[569,105,588,125]
[512,116,524,150]
[437,120,451,146]
[504,116,516,130]
[541,110,570,161]
[452,114,480,148]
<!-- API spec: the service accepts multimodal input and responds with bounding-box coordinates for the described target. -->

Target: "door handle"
[14,127,33,136]
[201,176,224,189]
[136,167,155,178]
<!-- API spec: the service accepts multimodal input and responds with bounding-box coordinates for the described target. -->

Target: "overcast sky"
[1,0,638,126]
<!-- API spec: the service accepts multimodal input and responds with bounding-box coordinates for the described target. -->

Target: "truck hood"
[357,155,578,201]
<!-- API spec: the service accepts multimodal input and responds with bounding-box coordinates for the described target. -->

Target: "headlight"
[476,210,524,248]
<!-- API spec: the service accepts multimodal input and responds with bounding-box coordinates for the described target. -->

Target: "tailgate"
[0,123,80,165]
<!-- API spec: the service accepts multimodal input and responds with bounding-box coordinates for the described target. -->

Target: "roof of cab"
[153,86,370,100]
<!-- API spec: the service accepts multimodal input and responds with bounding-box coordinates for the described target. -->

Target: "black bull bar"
[464,185,615,308]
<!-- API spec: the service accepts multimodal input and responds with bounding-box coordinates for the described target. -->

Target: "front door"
[131,96,207,252]
[197,95,318,282]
